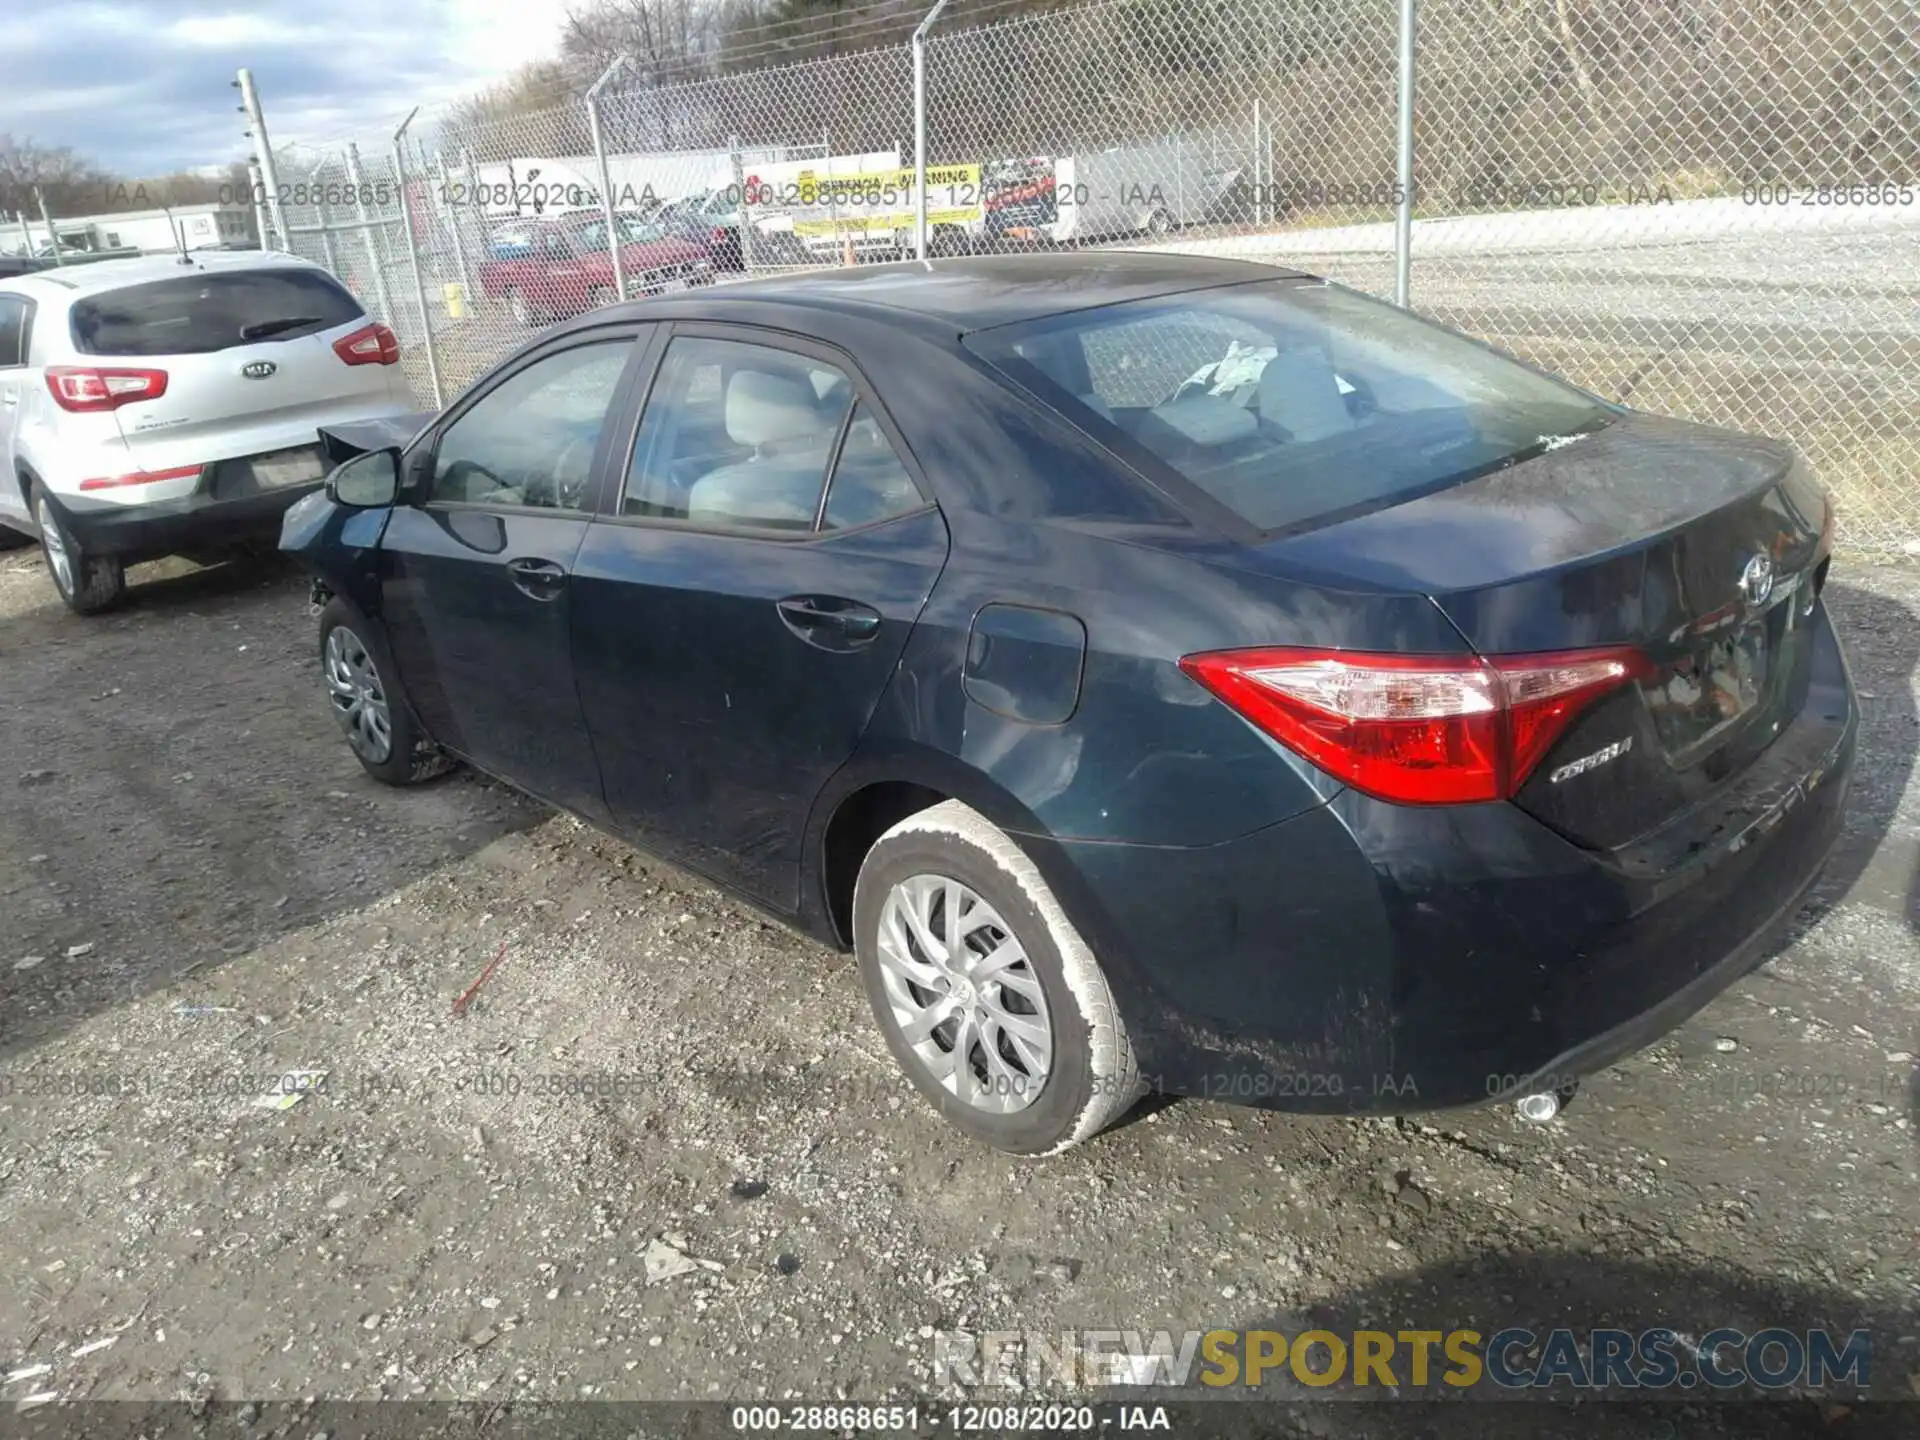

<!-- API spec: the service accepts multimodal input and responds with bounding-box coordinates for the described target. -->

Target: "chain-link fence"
[266,0,1920,556]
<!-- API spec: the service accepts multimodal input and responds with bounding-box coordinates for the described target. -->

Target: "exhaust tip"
[1514,1090,1561,1124]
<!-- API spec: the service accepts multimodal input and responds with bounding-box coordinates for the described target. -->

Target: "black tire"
[1145,208,1176,238]
[32,484,125,615]
[853,800,1143,1155]
[317,597,456,786]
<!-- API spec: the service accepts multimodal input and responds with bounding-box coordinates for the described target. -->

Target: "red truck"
[477,211,714,326]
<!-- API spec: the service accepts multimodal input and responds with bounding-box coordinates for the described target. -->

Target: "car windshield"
[969,278,1613,534]
[69,268,363,357]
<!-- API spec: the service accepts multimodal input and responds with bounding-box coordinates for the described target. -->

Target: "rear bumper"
[1028,604,1857,1113]
[57,481,321,560]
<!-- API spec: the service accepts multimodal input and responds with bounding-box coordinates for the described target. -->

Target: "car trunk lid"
[1248,411,1834,848]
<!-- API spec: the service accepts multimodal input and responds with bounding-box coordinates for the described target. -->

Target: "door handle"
[777,595,883,647]
[507,556,567,601]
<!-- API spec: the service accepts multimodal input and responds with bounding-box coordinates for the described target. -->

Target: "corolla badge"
[1549,736,1633,784]
[241,360,277,379]
[1738,552,1775,609]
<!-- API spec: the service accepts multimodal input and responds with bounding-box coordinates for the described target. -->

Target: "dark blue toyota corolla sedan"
[282,253,1855,1155]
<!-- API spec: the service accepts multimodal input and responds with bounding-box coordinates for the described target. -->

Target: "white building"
[2,203,254,257]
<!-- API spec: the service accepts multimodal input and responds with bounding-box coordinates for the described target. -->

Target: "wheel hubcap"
[36,498,72,595]
[875,873,1053,1114]
[324,626,393,763]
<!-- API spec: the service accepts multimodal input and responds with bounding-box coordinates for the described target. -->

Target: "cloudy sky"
[1,2,574,176]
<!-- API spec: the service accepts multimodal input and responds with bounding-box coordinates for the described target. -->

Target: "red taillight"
[332,322,399,366]
[78,463,205,492]
[46,366,169,412]
[1178,645,1647,805]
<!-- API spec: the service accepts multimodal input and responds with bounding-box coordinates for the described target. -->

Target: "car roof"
[0,249,327,300]
[680,251,1313,333]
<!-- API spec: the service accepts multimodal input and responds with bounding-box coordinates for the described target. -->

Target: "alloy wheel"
[874,873,1054,1114]
[324,625,394,763]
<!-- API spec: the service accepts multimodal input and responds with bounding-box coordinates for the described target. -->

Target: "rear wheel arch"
[808,752,1051,949]
[820,781,950,947]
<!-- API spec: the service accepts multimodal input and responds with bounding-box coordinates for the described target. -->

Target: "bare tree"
[561,0,730,83]
[446,59,593,132]
[0,134,115,218]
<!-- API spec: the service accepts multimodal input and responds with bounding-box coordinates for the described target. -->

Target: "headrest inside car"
[727,369,823,450]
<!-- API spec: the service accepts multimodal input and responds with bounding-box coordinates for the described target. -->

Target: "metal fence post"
[1176,133,1186,223]
[1253,101,1267,228]
[392,110,443,410]
[309,160,340,276]
[345,144,396,327]
[247,159,271,248]
[912,0,953,260]
[1392,0,1417,308]
[33,187,62,265]
[730,136,758,274]
[432,154,474,306]
[586,55,636,301]
[236,68,290,250]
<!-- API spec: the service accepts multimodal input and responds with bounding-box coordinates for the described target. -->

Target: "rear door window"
[69,268,364,357]
[820,405,924,531]
[969,279,1612,534]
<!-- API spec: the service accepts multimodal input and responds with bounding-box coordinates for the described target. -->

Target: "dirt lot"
[1,541,1916,1435]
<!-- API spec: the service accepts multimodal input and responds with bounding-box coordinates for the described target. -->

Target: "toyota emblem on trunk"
[241,360,277,379]
[1739,553,1774,608]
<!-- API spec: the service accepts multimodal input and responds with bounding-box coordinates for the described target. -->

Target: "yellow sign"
[785,165,981,237]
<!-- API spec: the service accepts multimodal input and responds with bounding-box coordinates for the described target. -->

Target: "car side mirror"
[325,447,400,509]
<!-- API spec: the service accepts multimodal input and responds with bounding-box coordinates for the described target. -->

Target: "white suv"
[0,251,416,613]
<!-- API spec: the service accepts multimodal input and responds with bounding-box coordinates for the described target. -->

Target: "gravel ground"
[0,542,1916,1434]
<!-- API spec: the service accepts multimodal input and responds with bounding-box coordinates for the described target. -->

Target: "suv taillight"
[46,366,169,412]
[1178,645,1648,805]
[333,322,399,366]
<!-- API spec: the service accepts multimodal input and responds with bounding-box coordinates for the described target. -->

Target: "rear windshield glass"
[969,279,1612,533]
[69,269,363,357]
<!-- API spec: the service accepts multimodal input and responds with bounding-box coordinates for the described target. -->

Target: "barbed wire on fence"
[262,0,1920,556]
